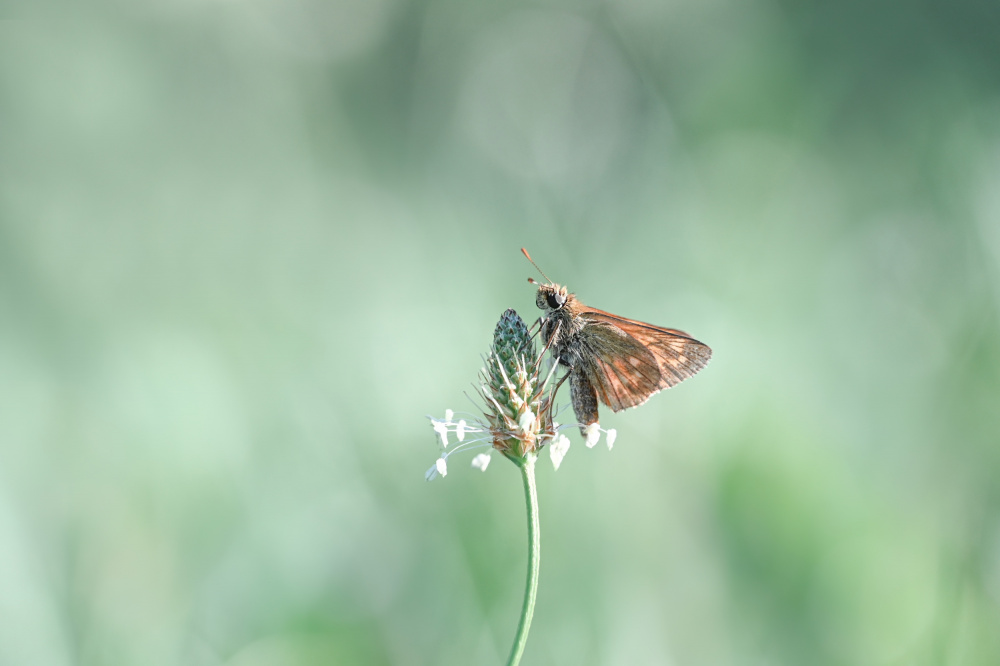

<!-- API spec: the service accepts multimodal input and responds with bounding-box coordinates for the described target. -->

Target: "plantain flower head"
[426,309,564,479]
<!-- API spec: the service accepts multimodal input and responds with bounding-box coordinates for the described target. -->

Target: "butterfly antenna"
[521,248,554,284]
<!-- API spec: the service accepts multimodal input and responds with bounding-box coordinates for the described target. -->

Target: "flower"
[518,410,536,435]
[426,309,569,478]
[425,457,448,481]
[549,434,571,470]
[471,453,491,471]
[432,419,450,448]
[480,309,557,462]
[582,423,620,450]
[425,410,488,474]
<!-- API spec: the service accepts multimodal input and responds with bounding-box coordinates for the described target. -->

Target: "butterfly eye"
[546,291,566,309]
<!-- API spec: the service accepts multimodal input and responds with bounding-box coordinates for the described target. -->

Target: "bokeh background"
[3,3,1000,664]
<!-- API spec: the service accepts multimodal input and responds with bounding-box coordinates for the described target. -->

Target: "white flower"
[424,412,492,480]
[518,409,536,434]
[606,428,617,450]
[433,420,449,448]
[471,453,491,471]
[584,423,601,448]
[549,434,571,470]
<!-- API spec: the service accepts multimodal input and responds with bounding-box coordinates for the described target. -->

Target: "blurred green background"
[2,2,1000,665]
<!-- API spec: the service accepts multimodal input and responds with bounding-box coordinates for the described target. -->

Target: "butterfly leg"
[524,317,557,356]
[549,366,572,399]
[570,369,600,436]
[524,318,543,347]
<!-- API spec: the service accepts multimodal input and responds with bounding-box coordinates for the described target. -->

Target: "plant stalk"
[506,454,540,666]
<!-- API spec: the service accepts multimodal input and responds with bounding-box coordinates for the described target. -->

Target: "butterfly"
[522,248,711,436]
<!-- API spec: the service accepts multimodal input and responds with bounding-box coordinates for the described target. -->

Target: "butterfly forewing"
[580,310,712,407]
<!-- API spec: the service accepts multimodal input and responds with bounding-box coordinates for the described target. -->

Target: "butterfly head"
[521,248,572,313]
[533,282,569,313]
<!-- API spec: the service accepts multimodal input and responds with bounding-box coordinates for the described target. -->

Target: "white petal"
[471,453,491,472]
[549,434,571,470]
[456,420,467,442]
[606,428,617,450]
[518,409,536,434]
[444,409,454,422]
[435,457,448,477]
[584,423,600,448]
[433,421,449,448]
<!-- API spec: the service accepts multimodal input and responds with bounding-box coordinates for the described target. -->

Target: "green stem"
[506,454,540,666]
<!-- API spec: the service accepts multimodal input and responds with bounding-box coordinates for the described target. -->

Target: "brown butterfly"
[522,248,711,437]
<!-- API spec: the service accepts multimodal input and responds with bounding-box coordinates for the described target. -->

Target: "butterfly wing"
[575,319,663,412]
[578,309,712,413]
